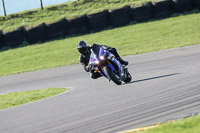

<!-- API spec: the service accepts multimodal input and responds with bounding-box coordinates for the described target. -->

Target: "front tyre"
[104,66,122,85]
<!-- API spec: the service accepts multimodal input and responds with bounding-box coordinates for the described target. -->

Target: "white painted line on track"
[0,87,74,112]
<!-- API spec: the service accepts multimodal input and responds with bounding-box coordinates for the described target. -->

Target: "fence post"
[40,0,44,10]
[1,0,6,16]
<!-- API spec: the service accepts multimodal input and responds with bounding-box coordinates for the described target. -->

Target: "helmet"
[77,41,89,54]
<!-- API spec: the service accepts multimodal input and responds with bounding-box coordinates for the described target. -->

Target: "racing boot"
[117,57,129,66]
[111,48,128,65]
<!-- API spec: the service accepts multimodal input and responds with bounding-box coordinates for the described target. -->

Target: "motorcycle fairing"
[89,46,122,80]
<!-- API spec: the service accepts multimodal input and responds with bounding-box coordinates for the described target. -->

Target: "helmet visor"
[78,47,87,54]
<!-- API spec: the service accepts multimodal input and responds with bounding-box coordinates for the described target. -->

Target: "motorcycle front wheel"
[104,66,122,85]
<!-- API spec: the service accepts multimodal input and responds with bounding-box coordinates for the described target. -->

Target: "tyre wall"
[152,0,174,19]
[173,0,194,13]
[87,10,109,32]
[1,0,199,49]
[3,27,25,47]
[0,31,5,49]
[194,0,200,9]
[109,6,130,27]
[24,23,47,44]
[67,15,89,35]
[46,18,68,40]
[129,2,153,22]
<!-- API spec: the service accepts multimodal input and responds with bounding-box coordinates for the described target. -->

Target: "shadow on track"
[126,73,181,84]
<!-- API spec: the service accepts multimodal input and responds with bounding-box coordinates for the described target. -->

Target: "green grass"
[0,11,200,77]
[136,114,200,133]
[0,0,156,32]
[0,88,67,110]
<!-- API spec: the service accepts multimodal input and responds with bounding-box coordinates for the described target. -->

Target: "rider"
[77,41,128,79]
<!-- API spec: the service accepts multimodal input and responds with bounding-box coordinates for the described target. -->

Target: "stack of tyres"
[25,23,47,44]
[3,27,24,48]
[46,19,68,40]
[0,31,5,49]
[67,15,89,35]
[108,6,130,27]
[87,10,109,32]
[152,0,174,19]
[173,0,194,13]
[194,0,200,9]
[130,2,153,22]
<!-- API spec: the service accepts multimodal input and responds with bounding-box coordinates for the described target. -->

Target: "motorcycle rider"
[77,41,128,79]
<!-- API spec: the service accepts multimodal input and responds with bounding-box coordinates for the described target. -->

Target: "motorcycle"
[89,46,132,85]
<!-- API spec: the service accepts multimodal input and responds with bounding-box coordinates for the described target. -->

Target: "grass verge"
[0,11,200,77]
[0,88,67,110]
[0,0,155,32]
[132,114,200,133]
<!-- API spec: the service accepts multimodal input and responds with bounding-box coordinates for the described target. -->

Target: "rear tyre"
[124,69,132,83]
[104,66,122,85]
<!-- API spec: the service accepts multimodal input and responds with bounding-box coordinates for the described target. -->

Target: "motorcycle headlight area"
[100,56,105,60]
[95,60,100,64]
[100,50,107,60]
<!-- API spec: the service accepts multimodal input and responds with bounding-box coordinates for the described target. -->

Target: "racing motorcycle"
[89,46,132,85]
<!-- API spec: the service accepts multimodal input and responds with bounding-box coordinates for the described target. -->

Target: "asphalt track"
[0,45,200,133]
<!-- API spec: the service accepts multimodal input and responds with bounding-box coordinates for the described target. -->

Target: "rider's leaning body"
[77,41,128,79]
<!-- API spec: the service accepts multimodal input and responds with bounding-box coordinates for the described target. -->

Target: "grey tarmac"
[0,44,200,133]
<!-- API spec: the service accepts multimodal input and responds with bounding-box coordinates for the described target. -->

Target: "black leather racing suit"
[79,44,120,79]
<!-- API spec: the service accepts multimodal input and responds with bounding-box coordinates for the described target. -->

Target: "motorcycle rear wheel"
[124,69,132,83]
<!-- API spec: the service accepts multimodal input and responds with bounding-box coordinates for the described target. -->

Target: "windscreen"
[91,47,100,58]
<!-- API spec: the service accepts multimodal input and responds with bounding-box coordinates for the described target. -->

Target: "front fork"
[107,54,125,80]
[98,54,125,81]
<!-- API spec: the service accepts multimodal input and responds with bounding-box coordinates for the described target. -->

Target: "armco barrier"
[129,2,153,22]
[3,27,24,47]
[152,0,174,19]
[0,31,5,48]
[87,10,109,32]
[46,18,68,40]
[108,6,130,27]
[67,15,89,35]
[24,23,47,44]
[173,0,194,13]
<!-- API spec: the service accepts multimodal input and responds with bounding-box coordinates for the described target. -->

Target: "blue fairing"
[89,51,98,63]
[99,47,104,58]
[108,64,115,71]
[111,58,121,77]
[90,56,96,62]
[89,46,121,79]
